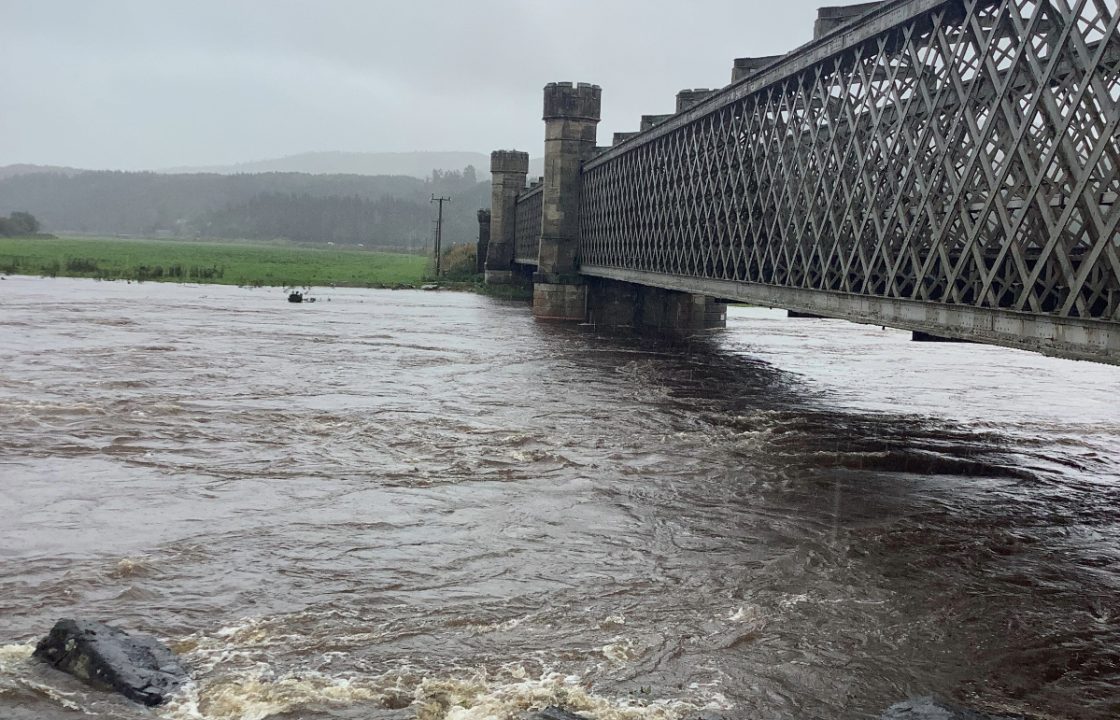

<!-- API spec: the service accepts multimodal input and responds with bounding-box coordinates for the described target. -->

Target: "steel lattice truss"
[581,0,1120,321]
[515,185,543,265]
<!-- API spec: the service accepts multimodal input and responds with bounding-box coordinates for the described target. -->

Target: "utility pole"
[430,195,450,277]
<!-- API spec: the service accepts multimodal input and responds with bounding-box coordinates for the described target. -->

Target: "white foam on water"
[0,643,34,670]
[0,643,35,695]
[601,637,641,666]
[157,661,727,720]
[727,604,772,627]
[109,555,157,579]
[413,668,718,720]
[162,670,382,720]
[0,643,93,714]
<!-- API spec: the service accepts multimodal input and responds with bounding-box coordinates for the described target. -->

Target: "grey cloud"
[1,0,831,170]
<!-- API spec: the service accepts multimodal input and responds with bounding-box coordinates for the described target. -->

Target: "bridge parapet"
[514,184,544,266]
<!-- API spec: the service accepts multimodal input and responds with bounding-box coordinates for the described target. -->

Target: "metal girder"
[579,0,1120,333]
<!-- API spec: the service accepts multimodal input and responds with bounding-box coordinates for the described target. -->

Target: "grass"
[0,236,428,288]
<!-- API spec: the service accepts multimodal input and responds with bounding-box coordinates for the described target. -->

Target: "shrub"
[65,258,100,273]
[440,243,478,280]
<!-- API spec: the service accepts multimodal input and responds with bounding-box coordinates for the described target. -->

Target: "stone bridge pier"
[531,81,600,320]
[586,278,727,334]
[485,81,725,334]
[484,149,529,285]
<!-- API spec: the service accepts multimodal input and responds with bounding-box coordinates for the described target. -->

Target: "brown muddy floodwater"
[1,276,1118,720]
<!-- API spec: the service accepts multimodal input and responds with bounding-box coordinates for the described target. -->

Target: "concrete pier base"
[585,278,726,333]
[533,281,587,321]
[639,287,726,332]
[485,270,515,285]
[586,278,639,326]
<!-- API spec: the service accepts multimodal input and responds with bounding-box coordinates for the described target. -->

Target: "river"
[1,276,1117,720]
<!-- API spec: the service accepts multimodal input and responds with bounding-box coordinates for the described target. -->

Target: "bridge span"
[481,0,1119,365]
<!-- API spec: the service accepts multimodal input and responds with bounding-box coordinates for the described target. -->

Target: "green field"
[0,236,429,287]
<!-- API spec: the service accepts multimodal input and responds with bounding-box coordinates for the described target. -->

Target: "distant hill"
[3,152,545,181]
[163,151,546,180]
[0,164,86,180]
[0,150,548,250]
[162,151,472,178]
[0,169,490,250]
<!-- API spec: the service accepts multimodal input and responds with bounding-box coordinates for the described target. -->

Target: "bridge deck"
[574,0,1119,363]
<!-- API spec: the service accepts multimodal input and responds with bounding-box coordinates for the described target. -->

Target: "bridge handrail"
[585,0,997,172]
[514,183,544,264]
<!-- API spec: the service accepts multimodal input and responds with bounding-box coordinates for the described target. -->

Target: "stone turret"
[538,82,601,277]
[484,150,529,284]
[534,82,602,319]
[813,2,884,39]
[543,82,602,123]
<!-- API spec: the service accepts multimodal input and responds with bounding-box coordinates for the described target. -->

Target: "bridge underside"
[583,265,1119,364]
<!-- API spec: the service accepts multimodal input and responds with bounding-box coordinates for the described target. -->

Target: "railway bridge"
[480,0,1119,365]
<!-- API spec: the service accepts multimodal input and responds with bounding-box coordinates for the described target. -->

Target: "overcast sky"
[3,1,832,170]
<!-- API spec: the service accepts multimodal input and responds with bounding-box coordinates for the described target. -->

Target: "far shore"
[0,235,532,298]
[0,234,429,288]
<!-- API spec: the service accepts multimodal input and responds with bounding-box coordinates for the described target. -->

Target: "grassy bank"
[0,236,428,287]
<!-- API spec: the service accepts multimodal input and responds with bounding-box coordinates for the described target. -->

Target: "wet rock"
[524,708,592,720]
[381,689,413,709]
[881,697,1024,720]
[33,619,187,706]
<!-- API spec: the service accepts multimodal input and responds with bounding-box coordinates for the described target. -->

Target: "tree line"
[0,211,40,236]
[0,168,489,249]
[194,193,437,248]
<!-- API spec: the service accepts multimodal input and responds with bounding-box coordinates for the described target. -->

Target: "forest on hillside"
[0,168,489,250]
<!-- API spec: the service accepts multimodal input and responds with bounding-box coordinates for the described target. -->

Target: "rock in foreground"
[882,697,1025,720]
[33,619,187,706]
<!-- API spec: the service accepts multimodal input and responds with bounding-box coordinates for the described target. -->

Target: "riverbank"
[0,235,428,288]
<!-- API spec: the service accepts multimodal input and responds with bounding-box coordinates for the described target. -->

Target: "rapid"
[1,276,1118,720]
